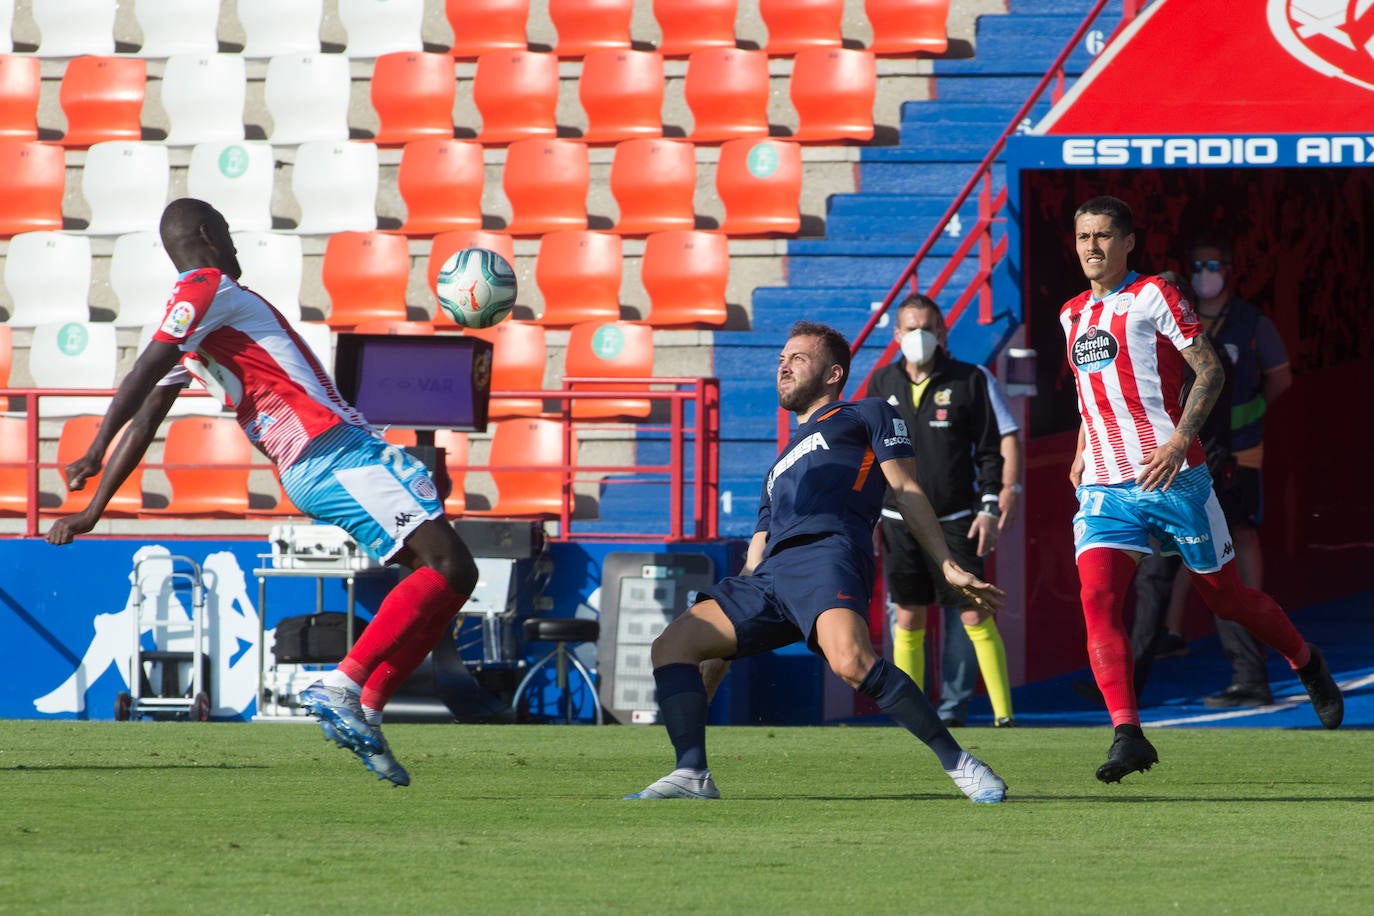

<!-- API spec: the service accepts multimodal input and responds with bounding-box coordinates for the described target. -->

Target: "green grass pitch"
[2,721,1370,914]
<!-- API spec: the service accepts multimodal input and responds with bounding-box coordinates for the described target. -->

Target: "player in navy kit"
[625,321,1008,803]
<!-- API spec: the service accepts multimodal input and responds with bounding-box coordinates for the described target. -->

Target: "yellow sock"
[892,626,925,690]
[964,617,1013,721]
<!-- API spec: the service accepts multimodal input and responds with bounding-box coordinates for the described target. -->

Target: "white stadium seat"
[290,140,379,234]
[26,321,117,417]
[232,231,305,322]
[264,53,351,145]
[80,141,170,235]
[3,232,91,327]
[187,141,275,232]
[134,0,220,57]
[110,232,178,328]
[32,0,116,57]
[160,53,247,145]
[338,0,425,58]
[238,0,322,58]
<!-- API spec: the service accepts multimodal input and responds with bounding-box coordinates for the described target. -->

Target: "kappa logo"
[394,511,416,532]
[1269,0,1374,92]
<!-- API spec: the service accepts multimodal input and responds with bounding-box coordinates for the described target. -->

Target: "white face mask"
[1192,269,1225,300]
[900,328,940,366]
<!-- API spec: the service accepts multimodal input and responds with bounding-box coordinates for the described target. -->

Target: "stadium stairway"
[709,0,1120,537]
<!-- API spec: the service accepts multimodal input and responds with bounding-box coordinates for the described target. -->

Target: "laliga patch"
[892,418,907,437]
[1071,325,1119,373]
[409,475,438,502]
[160,301,197,338]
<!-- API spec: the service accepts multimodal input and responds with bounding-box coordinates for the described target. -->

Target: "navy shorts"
[695,532,873,658]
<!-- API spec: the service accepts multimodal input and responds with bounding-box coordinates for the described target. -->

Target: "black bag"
[274,612,367,664]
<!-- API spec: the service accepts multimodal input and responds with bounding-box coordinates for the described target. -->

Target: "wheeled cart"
[115,554,211,722]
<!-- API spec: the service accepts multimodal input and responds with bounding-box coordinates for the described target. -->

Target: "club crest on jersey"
[409,475,438,502]
[160,301,197,338]
[1112,293,1134,316]
[934,388,952,406]
[1072,326,1119,373]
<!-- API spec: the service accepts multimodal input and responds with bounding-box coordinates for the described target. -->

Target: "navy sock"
[654,662,709,771]
[858,657,963,770]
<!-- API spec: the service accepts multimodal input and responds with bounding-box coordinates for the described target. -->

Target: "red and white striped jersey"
[151,268,370,470]
[1059,271,1207,485]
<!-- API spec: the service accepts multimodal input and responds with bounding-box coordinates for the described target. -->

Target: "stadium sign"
[1008,134,1374,169]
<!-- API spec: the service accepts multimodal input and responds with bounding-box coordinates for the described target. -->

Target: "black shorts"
[879,515,985,609]
[1215,465,1262,527]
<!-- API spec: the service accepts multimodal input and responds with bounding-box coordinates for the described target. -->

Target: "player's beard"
[777,370,826,413]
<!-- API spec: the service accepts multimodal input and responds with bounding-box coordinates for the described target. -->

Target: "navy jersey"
[756,399,913,561]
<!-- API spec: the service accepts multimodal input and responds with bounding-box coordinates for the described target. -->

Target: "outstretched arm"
[881,456,1005,612]
[47,342,185,544]
[1137,334,1224,492]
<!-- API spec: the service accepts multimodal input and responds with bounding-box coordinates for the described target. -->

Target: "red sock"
[1077,547,1140,728]
[1189,564,1310,668]
[337,567,467,710]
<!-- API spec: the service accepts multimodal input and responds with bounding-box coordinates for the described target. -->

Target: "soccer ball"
[435,247,517,328]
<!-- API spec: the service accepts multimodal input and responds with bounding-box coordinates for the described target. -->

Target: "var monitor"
[333,333,494,432]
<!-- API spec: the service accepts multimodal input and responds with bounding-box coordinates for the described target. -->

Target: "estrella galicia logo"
[1071,326,1119,373]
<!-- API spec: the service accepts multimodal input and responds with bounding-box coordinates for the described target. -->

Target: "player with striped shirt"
[47,199,479,787]
[1061,196,1342,783]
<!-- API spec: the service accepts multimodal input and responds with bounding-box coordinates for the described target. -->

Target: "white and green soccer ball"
[435,247,517,328]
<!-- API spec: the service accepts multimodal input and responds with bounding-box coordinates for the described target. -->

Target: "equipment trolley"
[115,554,211,721]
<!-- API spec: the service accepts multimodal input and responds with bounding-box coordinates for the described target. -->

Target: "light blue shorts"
[1072,464,1235,572]
[279,424,444,563]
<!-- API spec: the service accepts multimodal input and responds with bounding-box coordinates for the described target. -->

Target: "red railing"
[777,0,1144,445]
[1,379,721,542]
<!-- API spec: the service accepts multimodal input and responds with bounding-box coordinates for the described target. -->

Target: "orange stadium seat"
[578,48,665,145]
[473,50,559,146]
[0,54,41,141]
[245,479,304,518]
[865,0,949,56]
[466,417,571,518]
[640,229,729,327]
[758,0,844,56]
[0,141,65,238]
[562,320,655,420]
[715,137,801,236]
[434,429,469,514]
[397,139,484,236]
[547,0,633,58]
[502,138,589,236]
[142,416,253,518]
[59,56,146,149]
[0,415,33,516]
[683,47,770,143]
[609,137,696,236]
[371,51,457,147]
[321,231,411,330]
[461,319,547,419]
[427,230,517,315]
[652,0,737,58]
[45,415,145,517]
[789,47,876,143]
[534,230,622,327]
[445,0,529,59]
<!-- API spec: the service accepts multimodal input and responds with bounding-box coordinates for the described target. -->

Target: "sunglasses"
[1191,259,1226,273]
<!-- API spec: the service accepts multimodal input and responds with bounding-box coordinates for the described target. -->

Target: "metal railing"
[0,378,722,542]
